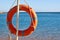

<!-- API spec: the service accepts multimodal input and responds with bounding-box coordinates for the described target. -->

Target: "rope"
[24,0,29,6]
[24,0,35,36]
[9,0,16,9]
[8,0,16,40]
[8,29,12,40]
[24,0,32,18]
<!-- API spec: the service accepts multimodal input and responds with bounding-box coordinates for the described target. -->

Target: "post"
[16,0,19,40]
[8,33,12,40]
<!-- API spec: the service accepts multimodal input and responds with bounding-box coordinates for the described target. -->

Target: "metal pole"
[8,33,12,40]
[16,0,19,40]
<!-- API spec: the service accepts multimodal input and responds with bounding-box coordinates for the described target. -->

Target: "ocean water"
[0,12,60,40]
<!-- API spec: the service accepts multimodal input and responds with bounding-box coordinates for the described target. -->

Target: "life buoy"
[7,4,37,36]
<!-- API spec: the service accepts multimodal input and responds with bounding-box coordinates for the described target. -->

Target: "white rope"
[24,0,32,20]
[24,0,28,5]
[8,0,16,40]
[8,29,12,40]
[9,0,16,9]
[24,0,29,6]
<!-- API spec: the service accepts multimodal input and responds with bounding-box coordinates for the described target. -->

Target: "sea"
[0,12,60,40]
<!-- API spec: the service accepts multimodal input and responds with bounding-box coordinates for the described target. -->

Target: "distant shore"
[0,12,6,14]
[0,12,4,14]
[0,12,60,14]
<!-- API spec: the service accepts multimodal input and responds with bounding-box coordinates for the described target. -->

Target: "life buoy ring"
[7,4,37,36]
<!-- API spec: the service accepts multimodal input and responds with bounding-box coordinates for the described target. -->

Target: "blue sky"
[0,0,60,12]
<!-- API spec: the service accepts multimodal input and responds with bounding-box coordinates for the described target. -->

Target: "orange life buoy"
[7,4,37,36]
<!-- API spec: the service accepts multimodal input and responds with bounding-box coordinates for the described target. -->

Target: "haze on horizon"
[0,0,60,12]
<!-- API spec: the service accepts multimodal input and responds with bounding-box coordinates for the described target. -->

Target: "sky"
[0,0,60,12]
